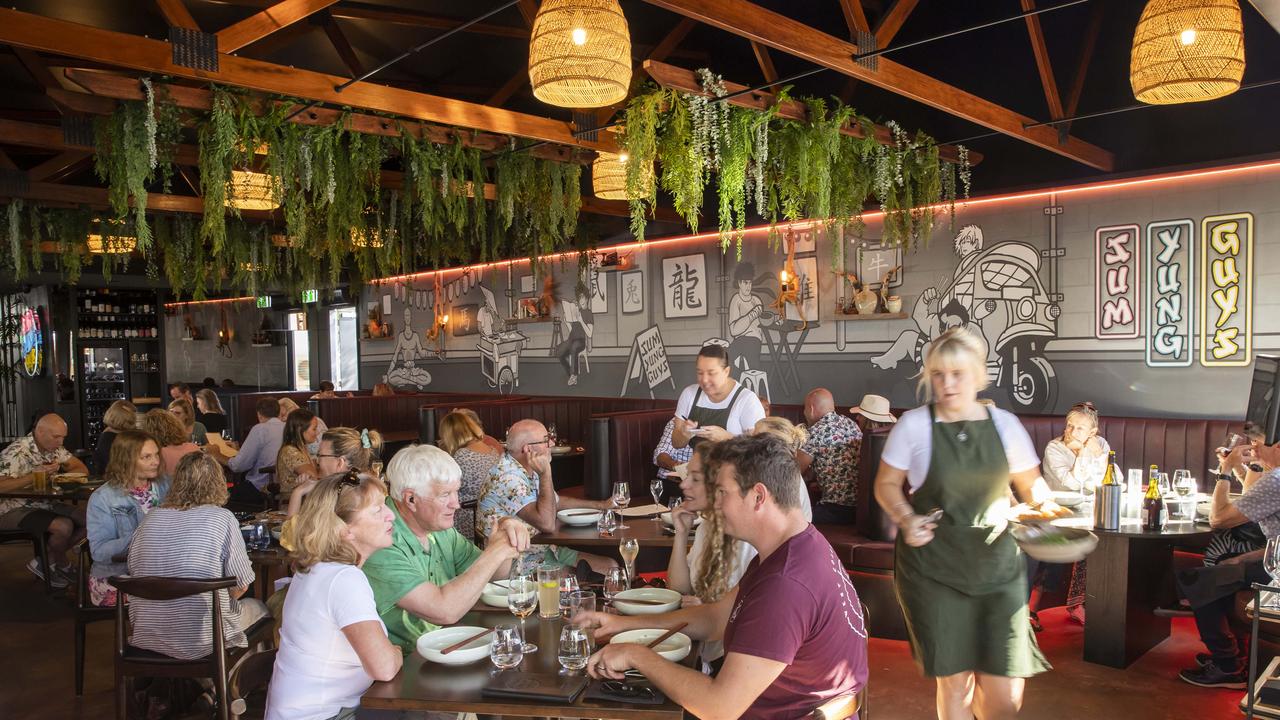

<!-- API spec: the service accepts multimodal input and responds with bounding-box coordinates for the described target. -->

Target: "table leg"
[1084,534,1174,667]
[257,564,271,602]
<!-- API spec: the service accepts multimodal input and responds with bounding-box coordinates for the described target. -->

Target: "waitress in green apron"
[874,328,1063,719]
[672,344,767,449]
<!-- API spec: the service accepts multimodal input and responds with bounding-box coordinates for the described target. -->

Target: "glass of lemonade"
[537,563,561,619]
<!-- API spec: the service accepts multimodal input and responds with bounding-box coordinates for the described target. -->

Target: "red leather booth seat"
[232,390,353,441]
[309,392,487,443]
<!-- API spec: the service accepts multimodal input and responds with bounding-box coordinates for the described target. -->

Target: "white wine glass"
[597,508,618,536]
[506,575,539,653]
[1173,470,1195,497]
[619,537,639,590]
[603,567,626,604]
[490,625,524,671]
[612,482,631,529]
[650,479,665,512]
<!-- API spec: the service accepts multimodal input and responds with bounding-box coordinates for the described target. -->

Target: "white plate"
[1050,491,1085,508]
[481,581,511,608]
[557,508,602,527]
[659,512,703,527]
[416,626,491,665]
[610,629,691,662]
[550,445,576,456]
[611,588,681,615]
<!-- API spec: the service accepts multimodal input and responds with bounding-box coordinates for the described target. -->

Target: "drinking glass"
[603,567,627,603]
[1174,470,1195,497]
[537,563,561,619]
[557,625,591,672]
[490,625,524,671]
[650,479,665,509]
[31,469,48,493]
[547,423,559,448]
[506,575,539,653]
[1264,537,1280,609]
[612,482,631,529]
[619,537,639,590]
[558,574,580,617]
[597,508,618,536]
[1157,472,1171,497]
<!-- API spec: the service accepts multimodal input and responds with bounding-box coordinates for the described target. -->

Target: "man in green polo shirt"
[363,443,531,652]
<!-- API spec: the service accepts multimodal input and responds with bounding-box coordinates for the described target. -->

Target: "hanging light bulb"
[591,151,652,200]
[572,27,588,45]
[1180,28,1197,45]
[1130,0,1244,104]
[528,0,632,108]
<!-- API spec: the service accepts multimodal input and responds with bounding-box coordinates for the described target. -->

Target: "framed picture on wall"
[589,269,608,313]
[621,270,644,314]
[519,275,535,294]
[662,253,708,319]
[792,227,817,254]
[855,242,904,289]
[452,304,479,336]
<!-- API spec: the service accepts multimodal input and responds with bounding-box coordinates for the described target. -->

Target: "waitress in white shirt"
[671,344,766,449]
[266,472,402,720]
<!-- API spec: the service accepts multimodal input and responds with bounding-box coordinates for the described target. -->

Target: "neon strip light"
[164,295,256,310]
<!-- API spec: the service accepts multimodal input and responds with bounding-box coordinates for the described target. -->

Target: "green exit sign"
[301,289,318,304]
[255,296,272,309]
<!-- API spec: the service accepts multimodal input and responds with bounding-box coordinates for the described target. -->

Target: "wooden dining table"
[0,479,100,502]
[536,511,692,550]
[359,610,694,719]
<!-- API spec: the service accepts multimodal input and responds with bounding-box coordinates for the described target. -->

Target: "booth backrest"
[232,390,333,441]
[590,409,678,499]
[419,396,675,449]
[310,393,481,442]
[854,430,895,542]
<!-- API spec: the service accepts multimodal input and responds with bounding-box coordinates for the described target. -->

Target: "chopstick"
[563,510,602,517]
[646,623,688,649]
[441,628,493,655]
[609,598,671,606]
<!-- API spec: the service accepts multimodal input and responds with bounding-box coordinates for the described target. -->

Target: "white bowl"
[550,445,575,456]
[481,582,510,608]
[1011,525,1099,563]
[611,588,681,615]
[610,629,691,662]
[1051,491,1085,508]
[659,512,702,527]
[416,626,492,665]
[557,509,602,527]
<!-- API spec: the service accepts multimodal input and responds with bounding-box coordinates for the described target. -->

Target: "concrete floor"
[0,543,1246,719]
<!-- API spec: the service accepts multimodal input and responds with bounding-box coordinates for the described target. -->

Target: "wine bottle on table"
[1142,465,1166,532]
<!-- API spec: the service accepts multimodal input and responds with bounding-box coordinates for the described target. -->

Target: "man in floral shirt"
[797,389,862,525]
[476,419,616,573]
[0,414,89,586]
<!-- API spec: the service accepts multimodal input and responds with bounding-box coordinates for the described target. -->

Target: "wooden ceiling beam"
[0,149,17,170]
[304,1,530,38]
[486,71,528,108]
[750,41,778,85]
[0,116,202,166]
[639,0,1112,170]
[649,17,698,63]
[874,0,919,49]
[1019,0,1063,121]
[837,0,870,35]
[12,47,62,91]
[155,0,201,30]
[644,60,979,165]
[26,151,93,183]
[0,9,615,155]
[319,12,365,78]
[516,0,540,27]
[240,16,317,57]
[217,0,339,54]
[1061,1,1104,134]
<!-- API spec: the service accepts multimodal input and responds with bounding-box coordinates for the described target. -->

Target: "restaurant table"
[1077,517,1214,668]
[247,544,290,602]
[0,480,99,503]
[535,514,690,550]
[360,610,695,719]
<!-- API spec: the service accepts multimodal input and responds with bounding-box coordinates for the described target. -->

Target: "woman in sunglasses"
[266,471,402,720]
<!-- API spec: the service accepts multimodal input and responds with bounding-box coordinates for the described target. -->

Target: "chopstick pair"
[441,628,493,655]
[608,597,670,606]
[646,623,688,649]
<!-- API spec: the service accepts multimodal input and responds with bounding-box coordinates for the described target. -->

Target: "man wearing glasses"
[475,419,616,574]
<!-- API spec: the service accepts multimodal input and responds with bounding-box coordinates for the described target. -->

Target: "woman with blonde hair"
[750,416,815,518]
[438,410,500,541]
[266,471,401,720]
[86,429,168,606]
[194,388,228,435]
[875,327,1064,719]
[168,398,209,446]
[280,427,384,549]
[140,408,200,478]
[92,399,137,473]
[1042,401,1111,494]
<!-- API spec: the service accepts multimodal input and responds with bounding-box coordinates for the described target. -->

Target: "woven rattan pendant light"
[1130,0,1245,104]
[592,152,653,200]
[529,0,632,108]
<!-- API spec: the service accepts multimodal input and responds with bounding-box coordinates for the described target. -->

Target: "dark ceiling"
[2,0,1279,243]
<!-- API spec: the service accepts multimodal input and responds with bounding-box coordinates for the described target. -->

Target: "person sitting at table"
[168,382,193,405]
[224,397,286,504]
[168,398,208,446]
[475,419,616,573]
[201,377,217,389]
[455,408,504,452]
[361,444,533,652]
[278,397,328,454]
[750,418,815,520]
[580,434,868,719]
[275,408,321,496]
[195,388,228,436]
[796,388,863,526]
[86,429,168,606]
[372,382,395,397]
[141,409,201,480]
[310,380,338,400]
[1177,440,1280,689]
[0,413,91,586]
[437,410,501,542]
[1201,422,1270,568]
[652,416,693,499]
[265,471,402,720]
[849,393,898,434]
[126,452,270,659]
[282,427,385,548]
[92,400,137,473]
[1042,401,1111,494]
[671,344,767,449]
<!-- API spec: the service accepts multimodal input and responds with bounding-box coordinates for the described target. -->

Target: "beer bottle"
[1142,468,1165,531]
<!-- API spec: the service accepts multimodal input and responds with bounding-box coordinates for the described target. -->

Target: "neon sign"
[1200,213,1253,367]
[20,307,43,377]
[1095,225,1140,339]
[1144,220,1195,367]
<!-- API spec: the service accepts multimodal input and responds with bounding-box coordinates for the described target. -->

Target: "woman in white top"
[1041,401,1111,493]
[266,471,402,720]
[671,344,766,449]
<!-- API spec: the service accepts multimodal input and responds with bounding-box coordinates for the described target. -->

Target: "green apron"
[893,404,1050,678]
[687,384,745,440]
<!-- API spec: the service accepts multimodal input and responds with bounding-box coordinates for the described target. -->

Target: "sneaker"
[1179,663,1247,689]
[26,558,69,589]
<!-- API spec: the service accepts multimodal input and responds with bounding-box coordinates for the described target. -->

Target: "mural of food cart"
[479,330,528,394]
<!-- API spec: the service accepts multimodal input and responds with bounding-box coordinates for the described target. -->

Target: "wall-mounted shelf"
[510,316,553,325]
[835,312,908,321]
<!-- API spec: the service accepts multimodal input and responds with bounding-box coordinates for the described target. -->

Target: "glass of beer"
[537,562,561,619]
[31,469,49,493]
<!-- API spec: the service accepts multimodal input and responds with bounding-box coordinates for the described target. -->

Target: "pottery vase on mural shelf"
[854,289,879,315]
[885,296,903,314]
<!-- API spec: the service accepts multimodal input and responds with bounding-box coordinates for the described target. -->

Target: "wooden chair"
[108,575,240,720]
[226,647,277,718]
[812,692,859,720]
[73,541,115,695]
[0,527,53,594]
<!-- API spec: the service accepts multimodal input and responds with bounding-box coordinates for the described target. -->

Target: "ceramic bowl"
[1011,525,1099,563]
[1050,491,1086,508]
[659,512,702,527]
[610,629,692,662]
[416,626,492,665]
[557,509,602,527]
[481,582,511,608]
[611,588,682,615]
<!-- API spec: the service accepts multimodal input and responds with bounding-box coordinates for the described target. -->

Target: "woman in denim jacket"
[86,430,170,606]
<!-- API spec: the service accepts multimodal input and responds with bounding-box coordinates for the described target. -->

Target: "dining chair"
[73,540,115,695]
[0,527,53,594]
[812,692,859,720]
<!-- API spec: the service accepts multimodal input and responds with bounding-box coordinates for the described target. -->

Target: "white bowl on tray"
[480,581,511,608]
[557,508,602,526]
[611,588,681,615]
[416,626,492,665]
[610,629,692,662]
[1011,525,1099,563]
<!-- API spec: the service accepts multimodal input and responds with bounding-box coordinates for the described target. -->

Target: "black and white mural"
[358,163,1278,420]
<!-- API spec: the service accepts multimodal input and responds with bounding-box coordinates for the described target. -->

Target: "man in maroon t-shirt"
[581,435,868,719]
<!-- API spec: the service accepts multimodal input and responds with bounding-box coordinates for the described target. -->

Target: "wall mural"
[1201,213,1253,367]
[1145,219,1195,367]
[662,253,707,319]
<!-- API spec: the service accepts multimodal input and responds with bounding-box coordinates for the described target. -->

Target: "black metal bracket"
[0,168,29,197]
[61,114,95,148]
[854,30,878,72]
[170,27,219,72]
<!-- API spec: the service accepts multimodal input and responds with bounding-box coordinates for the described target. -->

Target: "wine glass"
[547,423,558,448]
[1264,537,1280,609]
[619,537,639,590]
[1173,469,1195,497]
[558,574,580,617]
[489,625,524,671]
[506,575,539,653]
[603,567,627,604]
[597,508,618,536]
[650,478,665,508]
[1157,472,1171,497]
[612,482,631,529]
[557,625,591,672]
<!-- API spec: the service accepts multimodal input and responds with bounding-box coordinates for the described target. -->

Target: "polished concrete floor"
[0,543,1245,719]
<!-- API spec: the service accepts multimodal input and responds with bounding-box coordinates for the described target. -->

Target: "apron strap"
[725,384,746,414]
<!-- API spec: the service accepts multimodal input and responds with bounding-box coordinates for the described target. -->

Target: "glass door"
[328,307,359,391]
[287,311,309,391]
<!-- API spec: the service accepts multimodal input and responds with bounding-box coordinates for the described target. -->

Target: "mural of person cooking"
[727,262,776,372]
[871,224,1061,413]
[385,306,433,389]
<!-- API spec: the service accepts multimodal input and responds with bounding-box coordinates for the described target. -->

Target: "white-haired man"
[476,419,616,573]
[362,444,532,653]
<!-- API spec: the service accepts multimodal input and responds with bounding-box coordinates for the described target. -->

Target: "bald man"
[798,389,863,525]
[0,413,90,586]
[476,419,618,574]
